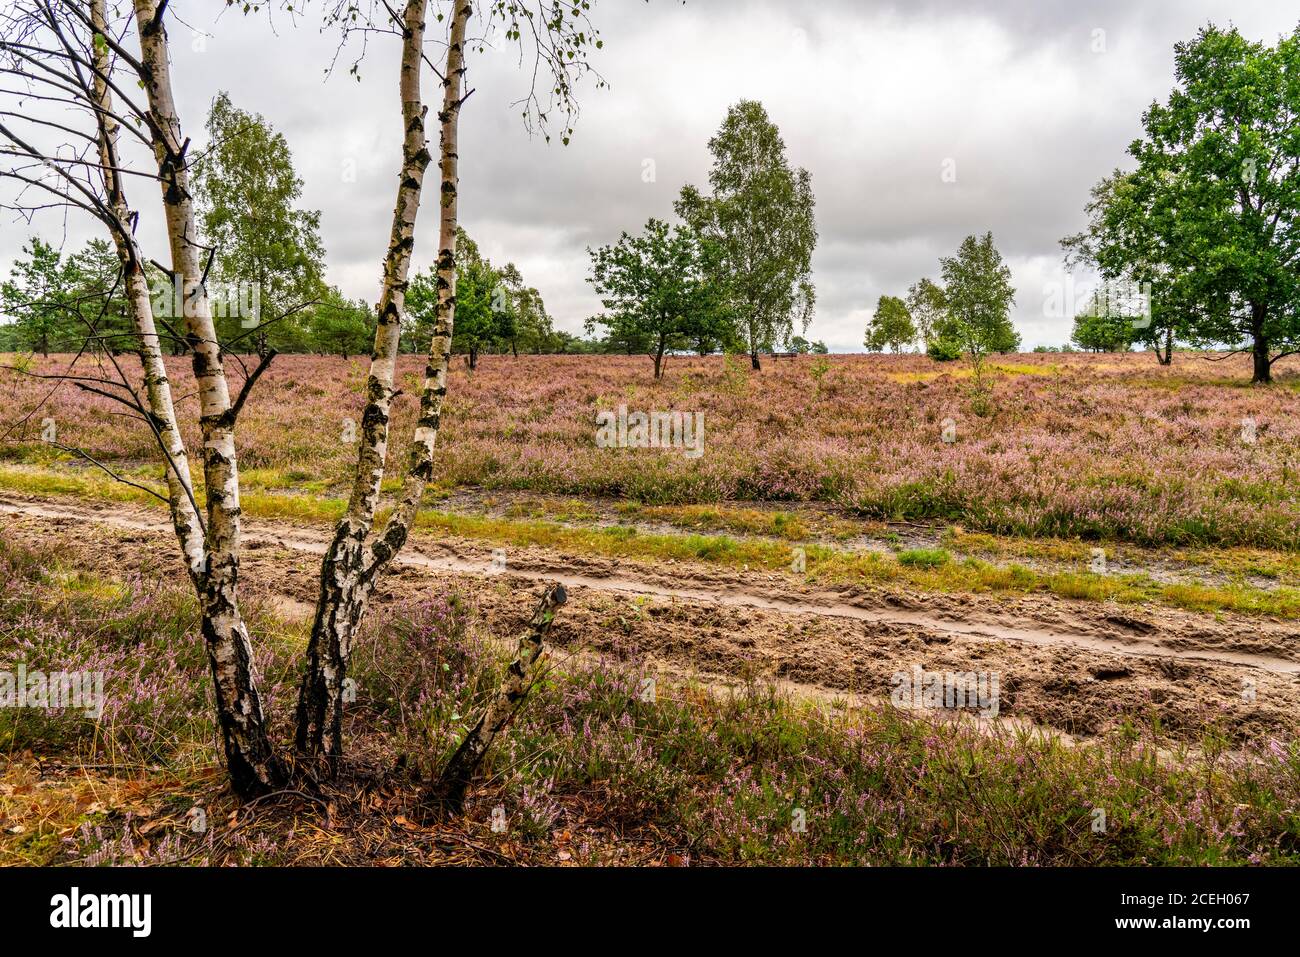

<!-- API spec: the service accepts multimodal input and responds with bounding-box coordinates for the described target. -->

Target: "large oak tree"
[1064,24,1300,383]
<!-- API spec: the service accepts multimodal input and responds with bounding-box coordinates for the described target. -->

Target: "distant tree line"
[1,236,130,356]
[3,93,825,367]
[0,91,591,361]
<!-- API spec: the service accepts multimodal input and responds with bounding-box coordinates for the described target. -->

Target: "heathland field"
[7,351,1300,547]
[3,350,1300,865]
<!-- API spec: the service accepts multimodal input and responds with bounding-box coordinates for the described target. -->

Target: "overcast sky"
[3,0,1297,350]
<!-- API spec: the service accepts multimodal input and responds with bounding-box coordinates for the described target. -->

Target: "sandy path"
[4,493,1298,743]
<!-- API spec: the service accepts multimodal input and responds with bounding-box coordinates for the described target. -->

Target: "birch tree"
[676,100,817,371]
[130,0,294,793]
[864,294,915,353]
[2,0,610,802]
[0,0,286,796]
[294,0,608,770]
[292,0,449,769]
[193,91,326,356]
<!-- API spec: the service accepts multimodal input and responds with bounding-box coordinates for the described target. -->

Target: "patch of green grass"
[897,547,951,568]
[503,496,600,523]
[239,466,330,494]
[633,503,809,540]
[1216,477,1286,506]
[5,464,1300,620]
[885,362,1057,384]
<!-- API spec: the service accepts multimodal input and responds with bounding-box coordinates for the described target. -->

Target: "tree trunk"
[132,0,285,797]
[750,349,761,371]
[1250,303,1271,383]
[1252,346,1271,383]
[1157,327,1173,365]
[90,0,204,582]
[295,0,465,767]
[469,344,478,370]
[420,583,566,817]
[653,338,665,379]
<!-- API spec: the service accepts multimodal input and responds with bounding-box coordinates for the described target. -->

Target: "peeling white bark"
[90,0,204,580]
[368,0,471,573]
[295,0,452,765]
[129,0,284,796]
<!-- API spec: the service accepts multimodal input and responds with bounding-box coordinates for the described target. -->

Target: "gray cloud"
[2,0,1295,350]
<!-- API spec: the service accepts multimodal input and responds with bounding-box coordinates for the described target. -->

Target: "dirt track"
[4,493,1299,744]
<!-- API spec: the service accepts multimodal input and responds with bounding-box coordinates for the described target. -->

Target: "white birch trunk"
[89,0,204,581]
[130,0,284,796]
[295,0,457,765]
[367,0,470,571]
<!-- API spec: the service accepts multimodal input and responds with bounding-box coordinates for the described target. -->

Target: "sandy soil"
[3,493,1298,745]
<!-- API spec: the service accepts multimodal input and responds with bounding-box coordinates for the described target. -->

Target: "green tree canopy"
[512,284,556,354]
[1071,300,1135,353]
[586,218,732,379]
[408,228,531,368]
[934,232,1020,362]
[906,277,948,348]
[194,91,326,356]
[1,237,73,356]
[66,239,134,354]
[676,99,816,370]
[1062,24,1300,382]
[865,295,916,353]
[0,237,130,356]
[1062,175,1183,365]
[306,286,374,360]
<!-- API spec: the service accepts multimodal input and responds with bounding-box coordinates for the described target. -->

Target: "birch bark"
[89,0,204,582]
[295,0,467,765]
[368,0,471,573]
[130,0,285,796]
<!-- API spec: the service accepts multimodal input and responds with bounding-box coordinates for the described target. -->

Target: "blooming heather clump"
[493,655,1300,865]
[5,352,1297,548]
[0,535,292,769]
[348,592,487,767]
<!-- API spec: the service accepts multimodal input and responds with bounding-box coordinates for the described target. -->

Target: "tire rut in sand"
[4,494,1299,744]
